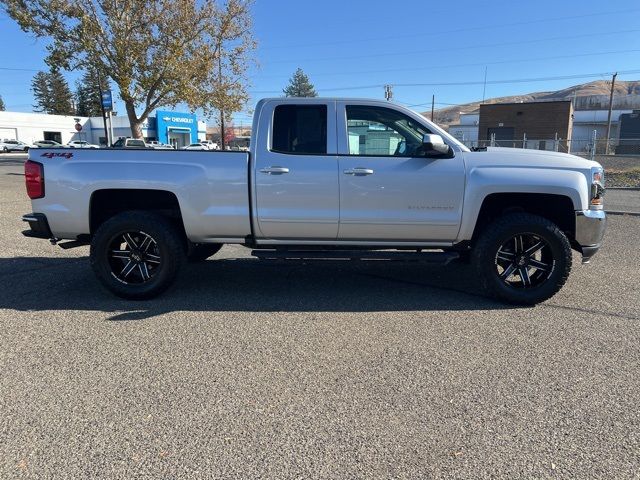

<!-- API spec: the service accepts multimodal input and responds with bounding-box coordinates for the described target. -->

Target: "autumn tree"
[2,0,256,139]
[76,66,109,117]
[200,0,255,149]
[283,68,317,97]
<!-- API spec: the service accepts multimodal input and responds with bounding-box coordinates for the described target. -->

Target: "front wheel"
[472,213,572,305]
[90,211,186,299]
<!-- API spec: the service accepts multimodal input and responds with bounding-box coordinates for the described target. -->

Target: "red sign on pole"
[75,123,82,132]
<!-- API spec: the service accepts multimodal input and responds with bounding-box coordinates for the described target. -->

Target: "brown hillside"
[423,80,640,128]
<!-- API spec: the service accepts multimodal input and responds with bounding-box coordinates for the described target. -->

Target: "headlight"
[590,167,605,208]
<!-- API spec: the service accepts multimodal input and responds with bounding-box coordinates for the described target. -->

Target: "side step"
[251,249,459,264]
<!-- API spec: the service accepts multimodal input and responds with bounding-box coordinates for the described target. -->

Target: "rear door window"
[272,105,327,155]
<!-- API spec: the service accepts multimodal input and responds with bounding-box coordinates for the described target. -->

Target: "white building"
[0,110,207,148]
[570,109,628,153]
[448,111,479,145]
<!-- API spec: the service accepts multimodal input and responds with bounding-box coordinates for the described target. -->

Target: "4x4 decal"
[40,152,73,159]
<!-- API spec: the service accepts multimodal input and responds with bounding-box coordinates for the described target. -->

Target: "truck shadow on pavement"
[0,256,516,320]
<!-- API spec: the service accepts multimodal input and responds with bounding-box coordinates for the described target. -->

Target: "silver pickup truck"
[22,98,606,304]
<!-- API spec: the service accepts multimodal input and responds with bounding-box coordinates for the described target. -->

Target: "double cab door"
[253,99,465,243]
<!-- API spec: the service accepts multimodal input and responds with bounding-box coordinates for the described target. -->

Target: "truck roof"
[260,97,399,104]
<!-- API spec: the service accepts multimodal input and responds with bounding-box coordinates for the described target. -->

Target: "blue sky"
[1,0,640,125]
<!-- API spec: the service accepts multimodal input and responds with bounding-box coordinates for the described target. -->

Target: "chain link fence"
[459,133,640,159]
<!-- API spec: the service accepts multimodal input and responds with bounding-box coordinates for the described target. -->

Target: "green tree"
[76,66,109,117]
[0,94,5,111]
[31,70,51,113]
[48,68,74,115]
[283,68,318,97]
[31,69,74,115]
[1,0,256,139]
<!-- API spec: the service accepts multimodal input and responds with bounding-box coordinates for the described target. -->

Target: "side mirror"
[422,134,452,157]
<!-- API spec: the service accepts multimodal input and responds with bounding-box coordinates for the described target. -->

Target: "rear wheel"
[472,213,572,305]
[187,243,223,262]
[90,211,186,299]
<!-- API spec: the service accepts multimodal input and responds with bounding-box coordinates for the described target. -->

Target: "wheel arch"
[89,189,187,243]
[467,192,577,246]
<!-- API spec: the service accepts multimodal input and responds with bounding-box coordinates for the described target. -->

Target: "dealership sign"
[161,116,194,124]
[101,91,113,110]
[156,110,198,145]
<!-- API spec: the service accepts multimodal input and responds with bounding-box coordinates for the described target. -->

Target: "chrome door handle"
[260,166,290,175]
[343,168,374,176]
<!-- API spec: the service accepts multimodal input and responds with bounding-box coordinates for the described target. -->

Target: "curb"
[607,211,640,217]
[607,187,640,191]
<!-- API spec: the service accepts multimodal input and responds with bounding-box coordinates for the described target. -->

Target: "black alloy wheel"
[108,231,161,284]
[473,213,572,305]
[494,233,554,289]
[90,211,185,299]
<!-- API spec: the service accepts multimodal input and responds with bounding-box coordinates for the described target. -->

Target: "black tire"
[90,211,186,299]
[187,243,223,262]
[472,213,572,305]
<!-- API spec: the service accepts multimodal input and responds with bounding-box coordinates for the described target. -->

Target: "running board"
[251,249,459,264]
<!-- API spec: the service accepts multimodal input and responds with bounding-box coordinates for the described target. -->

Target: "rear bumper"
[575,209,606,263]
[22,213,53,239]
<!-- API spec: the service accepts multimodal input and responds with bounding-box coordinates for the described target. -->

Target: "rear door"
[253,101,339,240]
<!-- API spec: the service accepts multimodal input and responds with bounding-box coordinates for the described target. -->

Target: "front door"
[336,102,465,242]
[254,101,339,240]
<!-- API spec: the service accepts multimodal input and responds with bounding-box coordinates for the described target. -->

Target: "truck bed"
[29,148,252,242]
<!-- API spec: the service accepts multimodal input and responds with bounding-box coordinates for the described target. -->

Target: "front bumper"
[575,209,606,263]
[22,213,53,239]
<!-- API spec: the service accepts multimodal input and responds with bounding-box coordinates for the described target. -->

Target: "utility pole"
[605,72,617,155]
[431,95,435,121]
[384,85,393,101]
[482,66,488,103]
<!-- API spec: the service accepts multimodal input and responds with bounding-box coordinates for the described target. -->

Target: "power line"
[0,67,41,72]
[259,28,640,68]
[254,46,640,80]
[392,69,640,88]
[258,8,640,51]
[249,68,640,95]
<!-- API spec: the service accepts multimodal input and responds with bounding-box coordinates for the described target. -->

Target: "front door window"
[346,105,431,157]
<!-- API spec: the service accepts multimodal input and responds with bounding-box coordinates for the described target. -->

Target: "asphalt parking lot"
[1,160,639,478]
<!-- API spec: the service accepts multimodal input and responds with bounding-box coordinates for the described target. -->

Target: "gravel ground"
[605,189,640,214]
[1,162,639,479]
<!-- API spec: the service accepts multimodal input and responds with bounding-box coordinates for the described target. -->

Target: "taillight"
[25,160,44,199]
